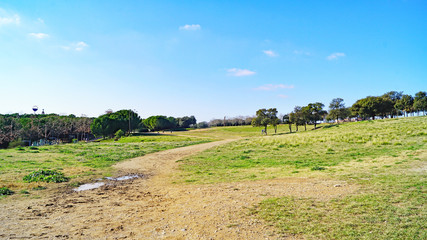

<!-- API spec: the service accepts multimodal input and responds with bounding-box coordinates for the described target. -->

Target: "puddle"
[113,175,140,181]
[73,175,142,192]
[74,182,105,192]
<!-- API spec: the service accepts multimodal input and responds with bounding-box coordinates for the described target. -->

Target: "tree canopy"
[251,108,278,134]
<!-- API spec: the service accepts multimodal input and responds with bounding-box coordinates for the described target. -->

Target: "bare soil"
[0,139,358,239]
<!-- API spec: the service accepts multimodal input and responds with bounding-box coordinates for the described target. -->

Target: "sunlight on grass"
[178,116,426,239]
[0,135,210,189]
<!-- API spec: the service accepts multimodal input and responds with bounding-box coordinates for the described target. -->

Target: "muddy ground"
[0,140,358,239]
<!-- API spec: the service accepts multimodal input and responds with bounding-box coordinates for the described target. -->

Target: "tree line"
[0,110,200,147]
[1,90,425,146]
[0,114,92,148]
[89,111,198,138]
[254,91,426,134]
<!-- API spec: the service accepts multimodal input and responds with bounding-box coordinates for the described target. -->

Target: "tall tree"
[328,98,349,122]
[306,102,327,129]
[351,96,385,120]
[251,108,278,135]
[382,91,403,118]
[395,94,414,117]
[269,108,279,133]
[282,114,292,133]
[290,106,306,131]
[413,91,427,115]
[91,110,141,138]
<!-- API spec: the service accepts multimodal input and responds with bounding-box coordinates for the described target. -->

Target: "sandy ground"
[0,139,358,239]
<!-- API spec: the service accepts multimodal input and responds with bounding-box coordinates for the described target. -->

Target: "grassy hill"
[178,116,426,239]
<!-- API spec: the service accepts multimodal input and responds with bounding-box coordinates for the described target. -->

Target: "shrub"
[23,169,69,183]
[8,140,24,148]
[0,187,14,195]
[115,129,125,139]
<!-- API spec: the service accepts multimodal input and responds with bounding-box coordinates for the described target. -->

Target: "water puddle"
[74,182,105,192]
[73,174,142,192]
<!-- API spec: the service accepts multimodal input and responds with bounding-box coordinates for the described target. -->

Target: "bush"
[115,129,125,139]
[0,187,14,195]
[9,139,24,148]
[23,169,69,183]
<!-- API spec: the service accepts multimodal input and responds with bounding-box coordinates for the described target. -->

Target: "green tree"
[290,106,306,131]
[252,108,278,135]
[90,110,141,138]
[413,91,427,115]
[143,116,176,131]
[269,108,279,133]
[395,94,414,117]
[177,116,197,128]
[306,102,327,129]
[282,114,292,133]
[328,98,350,122]
[351,96,384,120]
[382,91,403,118]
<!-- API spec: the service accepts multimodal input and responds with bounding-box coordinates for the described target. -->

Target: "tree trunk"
[288,124,292,133]
[304,123,307,131]
[264,125,267,135]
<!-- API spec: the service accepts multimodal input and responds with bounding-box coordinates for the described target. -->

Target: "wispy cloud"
[179,24,201,31]
[227,68,256,77]
[29,33,49,39]
[75,41,88,51]
[62,41,89,51]
[254,84,294,91]
[326,52,346,60]
[37,18,44,24]
[278,94,289,99]
[293,50,311,56]
[0,14,20,26]
[263,50,278,57]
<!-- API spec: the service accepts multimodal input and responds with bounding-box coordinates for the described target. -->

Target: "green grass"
[178,117,426,183]
[23,169,69,183]
[0,134,210,190]
[178,116,426,239]
[0,187,14,196]
[176,124,303,140]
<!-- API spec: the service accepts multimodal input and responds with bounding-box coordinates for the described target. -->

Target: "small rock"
[334,184,342,187]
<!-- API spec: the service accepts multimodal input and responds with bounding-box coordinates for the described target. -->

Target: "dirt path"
[0,139,358,239]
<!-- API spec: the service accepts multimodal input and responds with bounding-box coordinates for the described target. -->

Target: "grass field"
[1,117,425,239]
[178,117,426,239]
[176,124,297,139]
[0,135,210,192]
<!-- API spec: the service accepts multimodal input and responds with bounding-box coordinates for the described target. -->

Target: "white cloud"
[0,14,20,26]
[179,24,201,31]
[326,52,346,60]
[75,41,88,51]
[278,94,289,99]
[255,84,294,91]
[263,50,278,57]
[227,68,256,77]
[62,41,89,51]
[29,33,49,39]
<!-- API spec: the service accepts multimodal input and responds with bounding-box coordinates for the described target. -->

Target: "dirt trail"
[0,139,358,239]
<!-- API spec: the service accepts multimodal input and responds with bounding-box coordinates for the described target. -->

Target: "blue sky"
[1,1,426,121]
